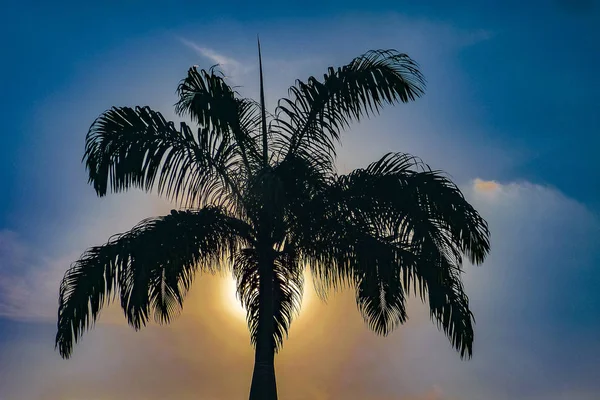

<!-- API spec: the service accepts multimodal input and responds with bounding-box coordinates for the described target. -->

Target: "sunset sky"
[1,1,599,399]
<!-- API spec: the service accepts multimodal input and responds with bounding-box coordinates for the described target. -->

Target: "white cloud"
[0,231,65,321]
[178,36,253,79]
[0,192,176,322]
[466,178,598,233]
[473,178,501,193]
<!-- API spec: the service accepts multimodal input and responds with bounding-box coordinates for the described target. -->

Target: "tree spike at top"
[258,36,268,165]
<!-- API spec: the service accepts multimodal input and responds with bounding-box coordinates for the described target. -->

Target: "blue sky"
[2,0,599,226]
[1,1,599,399]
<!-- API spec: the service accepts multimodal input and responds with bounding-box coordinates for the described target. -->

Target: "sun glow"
[220,271,316,324]
[222,277,247,322]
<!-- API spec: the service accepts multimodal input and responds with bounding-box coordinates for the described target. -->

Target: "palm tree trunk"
[248,342,277,399]
[248,251,278,400]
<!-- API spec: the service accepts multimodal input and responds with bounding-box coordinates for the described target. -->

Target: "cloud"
[473,178,501,193]
[178,36,253,79]
[460,179,600,398]
[0,231,68,321]
[0,192,177,323]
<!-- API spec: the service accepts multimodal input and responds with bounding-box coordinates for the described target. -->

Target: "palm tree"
[56,43,490,400]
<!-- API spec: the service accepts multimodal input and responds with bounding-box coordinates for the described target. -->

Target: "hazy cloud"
[473,178,501,193]
[178,36,253,78]
[0,231,67,321]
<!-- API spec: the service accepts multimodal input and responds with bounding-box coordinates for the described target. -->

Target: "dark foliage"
[56,47,490,397]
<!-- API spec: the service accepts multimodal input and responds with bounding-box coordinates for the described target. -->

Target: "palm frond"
[56,207,250,358]
[353,235,409,335]
[272,154,329,240]
[273,50,425,170]
[175,66,262,169]
[361,152,491,264]
[84,106,244,209]
[413,242,475,358]
[233,243,303,351]
[271,243,303,348]
[294,152,489,355]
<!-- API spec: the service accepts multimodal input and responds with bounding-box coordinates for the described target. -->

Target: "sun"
[221,277,247,321]
[220,271,316,324]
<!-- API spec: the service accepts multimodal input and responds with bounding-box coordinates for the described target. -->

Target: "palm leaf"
[233,243,303,351]
[84,106,244,208]
[293,152,489,356]
[56,207,250,358]
[175,66,263,169]
[273,50,425,170]
[354,237,409,336]
[361,152,490,264]
[414,242,475,358]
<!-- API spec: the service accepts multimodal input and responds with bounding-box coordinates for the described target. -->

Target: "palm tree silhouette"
[56,42,490,400]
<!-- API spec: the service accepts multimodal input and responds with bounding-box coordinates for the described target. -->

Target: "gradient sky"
[1,1,599,399]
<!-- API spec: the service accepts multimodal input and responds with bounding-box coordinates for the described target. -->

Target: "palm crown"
[56,45,490,400]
